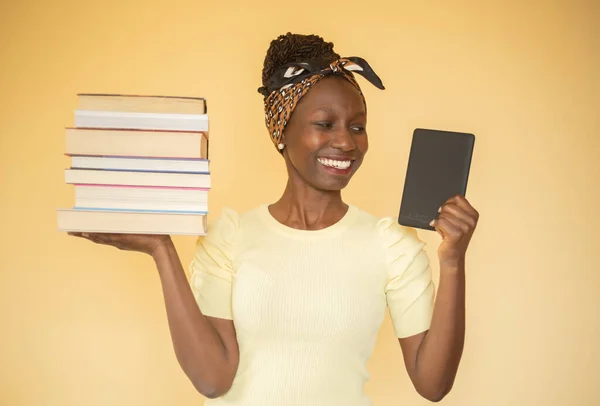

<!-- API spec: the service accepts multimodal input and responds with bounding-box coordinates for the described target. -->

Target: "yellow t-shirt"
[189,204,435,405]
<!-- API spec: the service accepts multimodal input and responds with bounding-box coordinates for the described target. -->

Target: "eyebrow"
[313,107,335,114]
[312,107,366,118]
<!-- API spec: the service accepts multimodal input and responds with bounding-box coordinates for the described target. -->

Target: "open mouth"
[317,157,353,170]
[317,158,354,175]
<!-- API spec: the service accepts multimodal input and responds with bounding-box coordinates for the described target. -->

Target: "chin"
[313,177,353,192]
[314,168,361,191]
[319,185,347,192]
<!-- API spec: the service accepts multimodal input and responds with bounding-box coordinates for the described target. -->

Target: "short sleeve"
[377,217,435,338]
[189,208,239,320]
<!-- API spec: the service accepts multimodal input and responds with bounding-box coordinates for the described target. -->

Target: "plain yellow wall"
[1,1,599,405]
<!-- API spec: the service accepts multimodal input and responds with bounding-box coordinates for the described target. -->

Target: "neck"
[269,178,348,231]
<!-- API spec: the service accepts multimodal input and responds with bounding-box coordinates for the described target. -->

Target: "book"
[65,168,211,188]
[76,93,207,114]
[74,184,208,213]
[70,155,209,173]
[58,93,212,236]
[65,127,208,159]
[74,110,209,132]
[57,209,207,235]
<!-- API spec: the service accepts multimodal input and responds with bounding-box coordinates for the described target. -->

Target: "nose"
[330,127,356,152]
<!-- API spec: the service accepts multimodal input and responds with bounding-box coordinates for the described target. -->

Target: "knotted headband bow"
[258,57,385,152]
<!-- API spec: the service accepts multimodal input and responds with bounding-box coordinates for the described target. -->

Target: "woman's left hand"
[430,194,479,269]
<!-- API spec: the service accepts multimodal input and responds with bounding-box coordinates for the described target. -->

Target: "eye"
[351,124,366,133]
[314,121,333,129]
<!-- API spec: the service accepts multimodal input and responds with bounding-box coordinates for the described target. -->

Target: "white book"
[65,169,211,188]
[74,110,209,132]
[57,208,207,235]
[70,155,210,173]
[65,127,208,159]
[76,94,207,115]
[74,185,208,213]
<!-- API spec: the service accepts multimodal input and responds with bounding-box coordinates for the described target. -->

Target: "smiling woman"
[70,32,479,405]
[280,76,369,191]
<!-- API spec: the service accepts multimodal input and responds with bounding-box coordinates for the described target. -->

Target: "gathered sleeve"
[377,217,435,338]
[189,208,239,320]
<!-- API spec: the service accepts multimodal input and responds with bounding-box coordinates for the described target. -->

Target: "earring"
[278,143,285,150]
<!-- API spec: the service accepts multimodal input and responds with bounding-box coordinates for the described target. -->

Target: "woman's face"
[282,76,368,192]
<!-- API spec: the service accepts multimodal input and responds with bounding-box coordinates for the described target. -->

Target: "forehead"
[296,76,365,114]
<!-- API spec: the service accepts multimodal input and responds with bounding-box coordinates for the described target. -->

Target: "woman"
[70,33,479,405]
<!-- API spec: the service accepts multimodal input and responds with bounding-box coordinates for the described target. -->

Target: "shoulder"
[350,206,427,268]
[350,206,423,246]
[374,216,423,247]
[202,205,268,243]
[204,207,240,243]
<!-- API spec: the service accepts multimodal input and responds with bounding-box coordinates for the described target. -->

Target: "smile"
[317,158,352,170]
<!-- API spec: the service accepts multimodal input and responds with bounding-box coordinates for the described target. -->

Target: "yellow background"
[1,0,599,405]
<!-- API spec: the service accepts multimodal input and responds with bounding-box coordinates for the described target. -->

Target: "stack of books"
[57,93,210,235]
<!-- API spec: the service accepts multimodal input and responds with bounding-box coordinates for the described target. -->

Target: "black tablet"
[398,128,475,231]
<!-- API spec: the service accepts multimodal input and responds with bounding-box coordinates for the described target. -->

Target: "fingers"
[68,231,92,239]
[87,233,116,243]
[438,201,477,229]
[445,194,479,220]
[431,194,479,239]
[91,234,133,250]
[431,211,468,239]
[66,232,168,255]
[67,231,124,247]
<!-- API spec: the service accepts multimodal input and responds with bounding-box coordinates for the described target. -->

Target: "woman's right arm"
[152,238,239,398]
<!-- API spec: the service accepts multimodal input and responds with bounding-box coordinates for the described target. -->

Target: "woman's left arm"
[399,194,479,402]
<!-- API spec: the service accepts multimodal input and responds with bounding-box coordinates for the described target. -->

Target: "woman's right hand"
[68,232,171,257]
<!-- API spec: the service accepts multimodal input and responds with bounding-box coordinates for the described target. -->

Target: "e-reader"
[398,128,475,231]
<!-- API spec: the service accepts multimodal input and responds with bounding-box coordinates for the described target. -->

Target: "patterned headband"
[259,56,385,152]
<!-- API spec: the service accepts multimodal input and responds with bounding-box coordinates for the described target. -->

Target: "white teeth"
[317,158,352,169]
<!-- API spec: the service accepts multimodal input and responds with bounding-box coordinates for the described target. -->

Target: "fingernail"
[82,233,89,238]
[429,220,435,227]
[438,206,442,213]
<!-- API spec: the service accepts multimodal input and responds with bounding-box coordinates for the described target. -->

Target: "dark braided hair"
[258,33,340,97]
